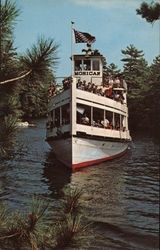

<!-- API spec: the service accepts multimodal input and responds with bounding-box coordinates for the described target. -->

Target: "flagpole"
[71,21,74,77]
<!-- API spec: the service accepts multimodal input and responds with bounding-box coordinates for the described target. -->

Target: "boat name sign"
[75,71,100,76]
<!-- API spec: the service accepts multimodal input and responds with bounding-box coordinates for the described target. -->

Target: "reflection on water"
[43,151,71,198]
[0,119,159,249]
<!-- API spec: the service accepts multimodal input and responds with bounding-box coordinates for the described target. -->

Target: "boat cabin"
[73,50,104,85]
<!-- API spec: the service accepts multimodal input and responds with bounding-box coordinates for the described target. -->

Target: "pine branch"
[0,69,32,85]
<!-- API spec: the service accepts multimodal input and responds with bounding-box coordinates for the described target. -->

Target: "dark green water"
[0,119,159,249]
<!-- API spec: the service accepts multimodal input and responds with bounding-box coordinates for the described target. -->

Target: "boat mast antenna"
[71,21,74,77]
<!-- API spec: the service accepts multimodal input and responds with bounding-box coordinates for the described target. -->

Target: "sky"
[13,0,160,78]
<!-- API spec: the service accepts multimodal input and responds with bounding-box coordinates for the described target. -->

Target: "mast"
[71,21,74,77]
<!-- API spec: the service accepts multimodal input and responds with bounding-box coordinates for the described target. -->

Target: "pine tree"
[0,0,58,158]
[104,63,121,77]
[147,55,160,133]
[121,44,150,130]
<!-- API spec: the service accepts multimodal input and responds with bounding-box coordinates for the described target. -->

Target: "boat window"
[115,113,120,130]
[93,108,104,127]
[92,60,100,71]
[76,104,91,126]
[105,111,113,129]
[55,107,60,127]
[62,103,70,125]
[75,60,82,71]
[83,60,91,70]
[121,115,126,131]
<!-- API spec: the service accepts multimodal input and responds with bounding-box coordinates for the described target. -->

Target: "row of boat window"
[47,103,126,131]
[75,59,100,71]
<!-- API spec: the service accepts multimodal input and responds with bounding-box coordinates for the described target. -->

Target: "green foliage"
[19,36,59,79]
[121,43,160,132]
[0,115,17,158]
[0,0,19,82]
[136,1,160,23]
[121,44,152,130]
[18,70,53,118]
[0,189,87,250]
[53,188,87,249]
[146,55,160,133]
[121,44,147,89]
[0,0,19,40]
[0,0,59,159]
[104,63,121,77]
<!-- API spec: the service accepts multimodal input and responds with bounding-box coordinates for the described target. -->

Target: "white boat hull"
[47,136,129,170]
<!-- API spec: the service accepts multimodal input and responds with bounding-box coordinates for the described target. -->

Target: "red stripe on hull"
[72,148,128,171]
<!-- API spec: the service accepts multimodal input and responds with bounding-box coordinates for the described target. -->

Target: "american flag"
[74,29,96,45]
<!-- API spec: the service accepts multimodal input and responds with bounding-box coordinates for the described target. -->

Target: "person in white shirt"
[101,118,110,128]
[114,77,120,87]
[81,114,89,125]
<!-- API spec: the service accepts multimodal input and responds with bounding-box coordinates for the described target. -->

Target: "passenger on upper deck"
[109,76,114,87]
[122,79,127,90]
[114,76,121,88]
[63,77,72,90]
[48,82,56,98]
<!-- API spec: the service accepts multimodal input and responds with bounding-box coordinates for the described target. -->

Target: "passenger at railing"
[101,118,110,128]
[98,87,104,96]
[89,83,94,93]
[122,80,127,90]
[96,85,100,95]
[77,79,82,89]
[114,76,121,88]
[93,85,98,94]
[109,76,114,87]
[48,83,56,98]
[83,80,88,91]
[56,84,63,94]
[87,82,92,92]
[75,79,127,104]
[81,81,85,90]
[113,90,124,103]
[114,91,120,101]
[105,85,112,98]
[63,77,72,90]
[92,120,97,127]
[115,121,120,130]
[103,76,108,86]
[81,114,90,125]
[97,120,103,128]
[92,120,103,128]
[101,82,107,93]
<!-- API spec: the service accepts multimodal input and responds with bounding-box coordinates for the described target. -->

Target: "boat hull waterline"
[47,137,129,170]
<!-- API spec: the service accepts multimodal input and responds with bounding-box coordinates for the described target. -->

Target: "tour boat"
[46,25,131,171]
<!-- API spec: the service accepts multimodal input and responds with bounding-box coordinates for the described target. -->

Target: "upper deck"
[47,77,130,141]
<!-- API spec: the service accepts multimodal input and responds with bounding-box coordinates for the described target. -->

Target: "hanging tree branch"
[0,69,32,84]
[0,36,59,85]
[136,1,160,24]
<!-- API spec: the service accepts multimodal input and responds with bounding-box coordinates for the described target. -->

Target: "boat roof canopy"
[71,49,106,63]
